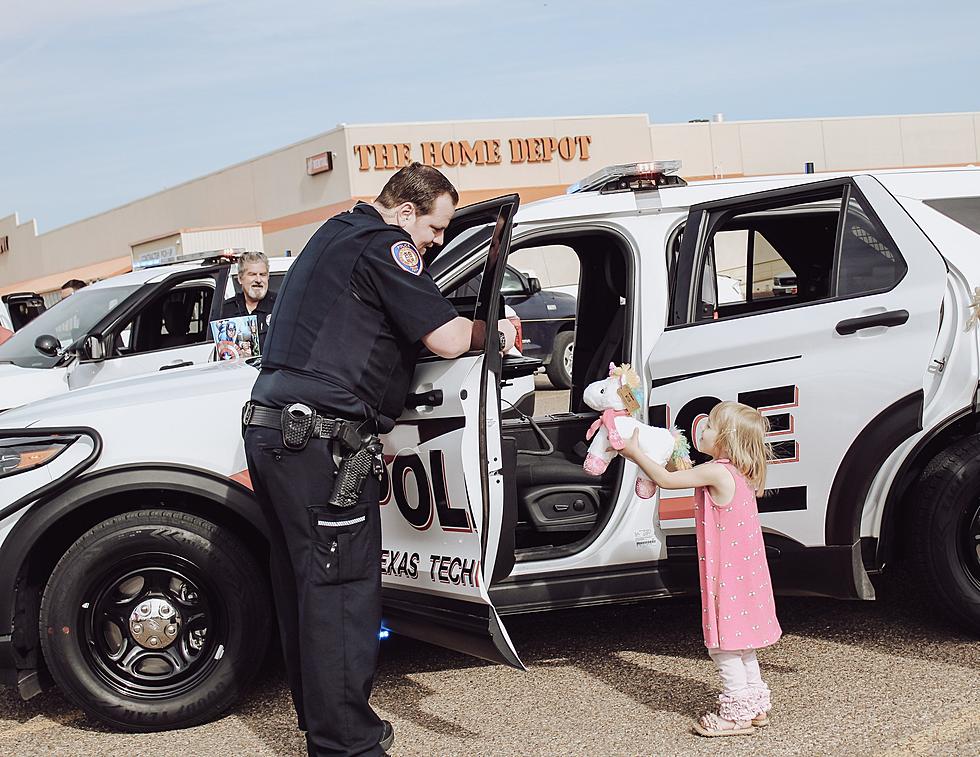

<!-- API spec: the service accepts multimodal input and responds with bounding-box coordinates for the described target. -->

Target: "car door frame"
[69,265,229,367]
[379,195,525,668]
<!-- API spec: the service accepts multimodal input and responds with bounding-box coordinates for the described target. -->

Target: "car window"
[923,196,980,235]
[500,268,525,295]
[685,184,907,324]
[113,282,215,357]
[710,227,798,307]
[836,193,907,297]
[691,194,843,322]
[0,285,141,369]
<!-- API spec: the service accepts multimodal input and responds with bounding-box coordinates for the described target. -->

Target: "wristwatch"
[497,330,507,351]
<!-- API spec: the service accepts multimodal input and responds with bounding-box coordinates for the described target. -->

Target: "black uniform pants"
[245,426,385,757]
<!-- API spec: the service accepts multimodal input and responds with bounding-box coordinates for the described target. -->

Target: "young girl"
[619,401,782,737]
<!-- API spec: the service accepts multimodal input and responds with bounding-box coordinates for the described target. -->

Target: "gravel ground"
[1,566,977,756]
[533,375,568,415]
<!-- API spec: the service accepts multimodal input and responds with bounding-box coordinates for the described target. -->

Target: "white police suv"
[0,253,287,410]
[1,166,979,731]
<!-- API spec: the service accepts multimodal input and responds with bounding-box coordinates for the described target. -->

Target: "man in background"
[59,279,86,299]
[221,251,277,342]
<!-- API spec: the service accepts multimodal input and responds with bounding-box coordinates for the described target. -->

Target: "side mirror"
[527,276,542,295]
[34,334,60,357]
[84,335,105,361]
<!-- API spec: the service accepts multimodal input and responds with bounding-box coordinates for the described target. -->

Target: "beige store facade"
[2,111,979,298]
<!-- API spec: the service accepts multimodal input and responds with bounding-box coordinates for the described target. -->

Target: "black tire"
[911,436,980,634]
[39,509,271,731]
[546,331,574,390]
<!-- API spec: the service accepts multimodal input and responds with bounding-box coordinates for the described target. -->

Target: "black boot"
[380,720,395,753]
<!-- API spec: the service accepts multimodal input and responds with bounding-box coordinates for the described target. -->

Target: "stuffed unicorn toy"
[583,363,692,498]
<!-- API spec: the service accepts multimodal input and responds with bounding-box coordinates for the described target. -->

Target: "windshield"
[0,284,141,369]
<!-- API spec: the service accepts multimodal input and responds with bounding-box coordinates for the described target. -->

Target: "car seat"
[160,300,194,348]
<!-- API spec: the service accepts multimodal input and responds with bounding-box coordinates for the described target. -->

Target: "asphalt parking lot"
[1,566,978,756]
[2,383,978,756]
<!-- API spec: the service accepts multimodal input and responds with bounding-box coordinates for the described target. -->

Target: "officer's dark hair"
[61,279,86,291]
[375,162,459,216]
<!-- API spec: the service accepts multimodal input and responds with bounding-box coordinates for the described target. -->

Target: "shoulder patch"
[390,240,423,276]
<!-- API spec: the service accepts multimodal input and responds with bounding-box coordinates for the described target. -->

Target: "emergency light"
[567,160,686,194]
[132,247,246,271]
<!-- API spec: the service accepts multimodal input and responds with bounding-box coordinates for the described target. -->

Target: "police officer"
[221,251,277,343]
[243,163,516,757]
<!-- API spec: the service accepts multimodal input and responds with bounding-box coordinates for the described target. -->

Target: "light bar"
[567,160,685,194]
[132,247,246,270]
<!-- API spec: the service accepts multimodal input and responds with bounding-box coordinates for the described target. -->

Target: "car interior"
[694,191,904,322]
[444,229,635,562]
[113,282,214,356]
[702,203,840,321]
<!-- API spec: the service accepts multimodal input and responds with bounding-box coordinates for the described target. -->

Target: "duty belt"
[242,402,365,451]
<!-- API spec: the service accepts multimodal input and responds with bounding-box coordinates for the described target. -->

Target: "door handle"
[406,389,443,408]
[835,309,909,336]
[160,361,194,371]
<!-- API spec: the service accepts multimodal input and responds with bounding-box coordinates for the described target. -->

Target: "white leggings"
[707,648,772,721]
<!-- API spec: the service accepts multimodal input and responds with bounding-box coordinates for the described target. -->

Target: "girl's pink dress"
[694,459,781,651]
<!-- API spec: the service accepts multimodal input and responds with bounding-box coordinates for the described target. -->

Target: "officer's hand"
[497,318,517,354]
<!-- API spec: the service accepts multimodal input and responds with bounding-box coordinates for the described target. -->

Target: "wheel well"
[877,410,978,569]
[12,487,269,675]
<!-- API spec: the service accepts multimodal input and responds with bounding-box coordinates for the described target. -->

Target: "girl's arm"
[618,430,729,492]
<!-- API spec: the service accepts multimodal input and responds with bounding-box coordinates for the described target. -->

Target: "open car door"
[379,195,523,668]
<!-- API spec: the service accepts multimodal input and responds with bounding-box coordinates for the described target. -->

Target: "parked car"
[0,292,45,333]
[0,255,533,416]
[771,270,798,296]
[449,265,577,388]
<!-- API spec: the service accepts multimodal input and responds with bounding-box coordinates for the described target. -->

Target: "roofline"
[341,113,650,129]
[654,110,980,127]
[129,223,263,247]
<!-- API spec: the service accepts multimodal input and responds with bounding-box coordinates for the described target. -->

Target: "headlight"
[0,435,77,478]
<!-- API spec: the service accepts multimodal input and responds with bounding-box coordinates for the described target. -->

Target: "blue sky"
[2,0,978,231]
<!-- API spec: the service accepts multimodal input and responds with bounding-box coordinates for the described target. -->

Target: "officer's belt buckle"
[281,403,315,449]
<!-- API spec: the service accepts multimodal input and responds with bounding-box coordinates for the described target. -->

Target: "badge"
[391,241,423,275]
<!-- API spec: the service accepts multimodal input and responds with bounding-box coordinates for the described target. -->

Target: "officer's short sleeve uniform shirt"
[351,227,457,345]
[252,203,458,432]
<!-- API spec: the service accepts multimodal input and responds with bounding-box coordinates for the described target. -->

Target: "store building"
[2,111,978,299]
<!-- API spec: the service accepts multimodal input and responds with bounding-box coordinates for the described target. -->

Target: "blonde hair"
[708,401,770,495]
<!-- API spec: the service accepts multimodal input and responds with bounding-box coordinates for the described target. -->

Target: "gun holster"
[328,435,384,508]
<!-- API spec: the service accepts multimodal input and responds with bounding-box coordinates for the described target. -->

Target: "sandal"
[692,711,755,737]
[751,712,770,727]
